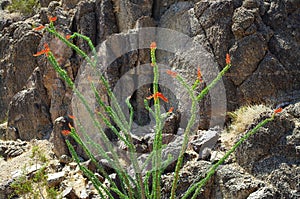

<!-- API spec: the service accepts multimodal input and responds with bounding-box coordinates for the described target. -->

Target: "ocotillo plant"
[33,16,283,199]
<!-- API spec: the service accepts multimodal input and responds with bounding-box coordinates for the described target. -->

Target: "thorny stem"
[170,74,198,199]
[150,43,163,199]
[48,52,135,198]
[183,116,275,199]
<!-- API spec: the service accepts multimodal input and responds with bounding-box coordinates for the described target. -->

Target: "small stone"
[11,164,42,179]
[69,162,78,170]
[0,122,7,140]
[47,171,66,187]
[190,129,220,158]
[59,154,72,164]
[210,151,225,163]
[94,173,105,183]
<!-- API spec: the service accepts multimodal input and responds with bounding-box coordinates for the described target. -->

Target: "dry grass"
[221,104,271,149]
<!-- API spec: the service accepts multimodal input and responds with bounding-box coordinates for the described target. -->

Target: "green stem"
[151,46,163,199]
[48,53,135,197]
[183,116,274,199]
[196,64,231,101]
[169,74,197,199]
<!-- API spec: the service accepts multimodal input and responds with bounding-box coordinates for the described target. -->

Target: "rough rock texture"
[0,139,29,160]
[39,0,52,7]
[0,140,101,199]
[235,102,300,198]
[190,128,220,159]
[6,67,52,141]
[112,0,153,32]
[0,0,298,138]
[0,20,42,121]
[161,160,213,199]
[0,122,7,140]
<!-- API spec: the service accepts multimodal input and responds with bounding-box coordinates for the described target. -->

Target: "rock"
[162,112,181,135]
[161,160,212,198]
[62,0,80,9]
[0,122,7,140]
[190,129,220,159]
[59,154,72,164]
[95,0,118,43]
[210,150,225,163]
[39,0,54,7]
[267,163,300,199]
[214,163,266,199]
[232,7,256,39]
[0,11,22,31]
[134,16,156,29]
[0,179,14,199]
[235,102,300,198]
[0,139,28,160]
[105,173,122,199]
[228,34,267,86]
[153,0,200,19]
[112,0,153,32]
[0,67,8,122]
[236,52,297,104]
[5,28,42,103]
[0,0,10,9]
[47,171,66,187]
[159,2,198,36]
[146,133,176,151]
[38,31,74,123]
[49,116,71,158]
[62,171,90,198]
[11,163,42,178]
[247,187,281,199]
[74,0,97,52]
[6,88,52,141]
[194,0,234,64]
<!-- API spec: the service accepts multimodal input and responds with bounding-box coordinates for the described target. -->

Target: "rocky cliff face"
[0,0,299,198]
[0,0,299,139]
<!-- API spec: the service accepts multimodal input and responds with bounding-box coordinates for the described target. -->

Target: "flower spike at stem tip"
[34,25,45,31]
[166,70,177,78]
[226,53,231,65]
[168,107,174,113]
[197,67,203,83]
[146,92,169,103]
[274,107,283,114]
[33,43,50,57]
[66,34,72,40]
[48,16,57,23]
[150,42,157,50]
[62,129,71,136]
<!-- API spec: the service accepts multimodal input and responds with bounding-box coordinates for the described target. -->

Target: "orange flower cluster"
[66,34,72,40]
[226,53,231,65]
[34,25,45,31]
[146,92,168,102]
[48,16,57,23]
[61,129,71,136]
[61,122,74,136]
[168,107,174,113]
[166,70,177,78]
[33,16,57,31]
[33,43,50,57]
[274,107,283,114]
[197,67,203,82]
[150,42,157,50]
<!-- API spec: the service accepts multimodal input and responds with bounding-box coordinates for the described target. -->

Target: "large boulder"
[0,21,41,122]
[6,87,52,140]
[235,102,300,198]
[112,0,153,32]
